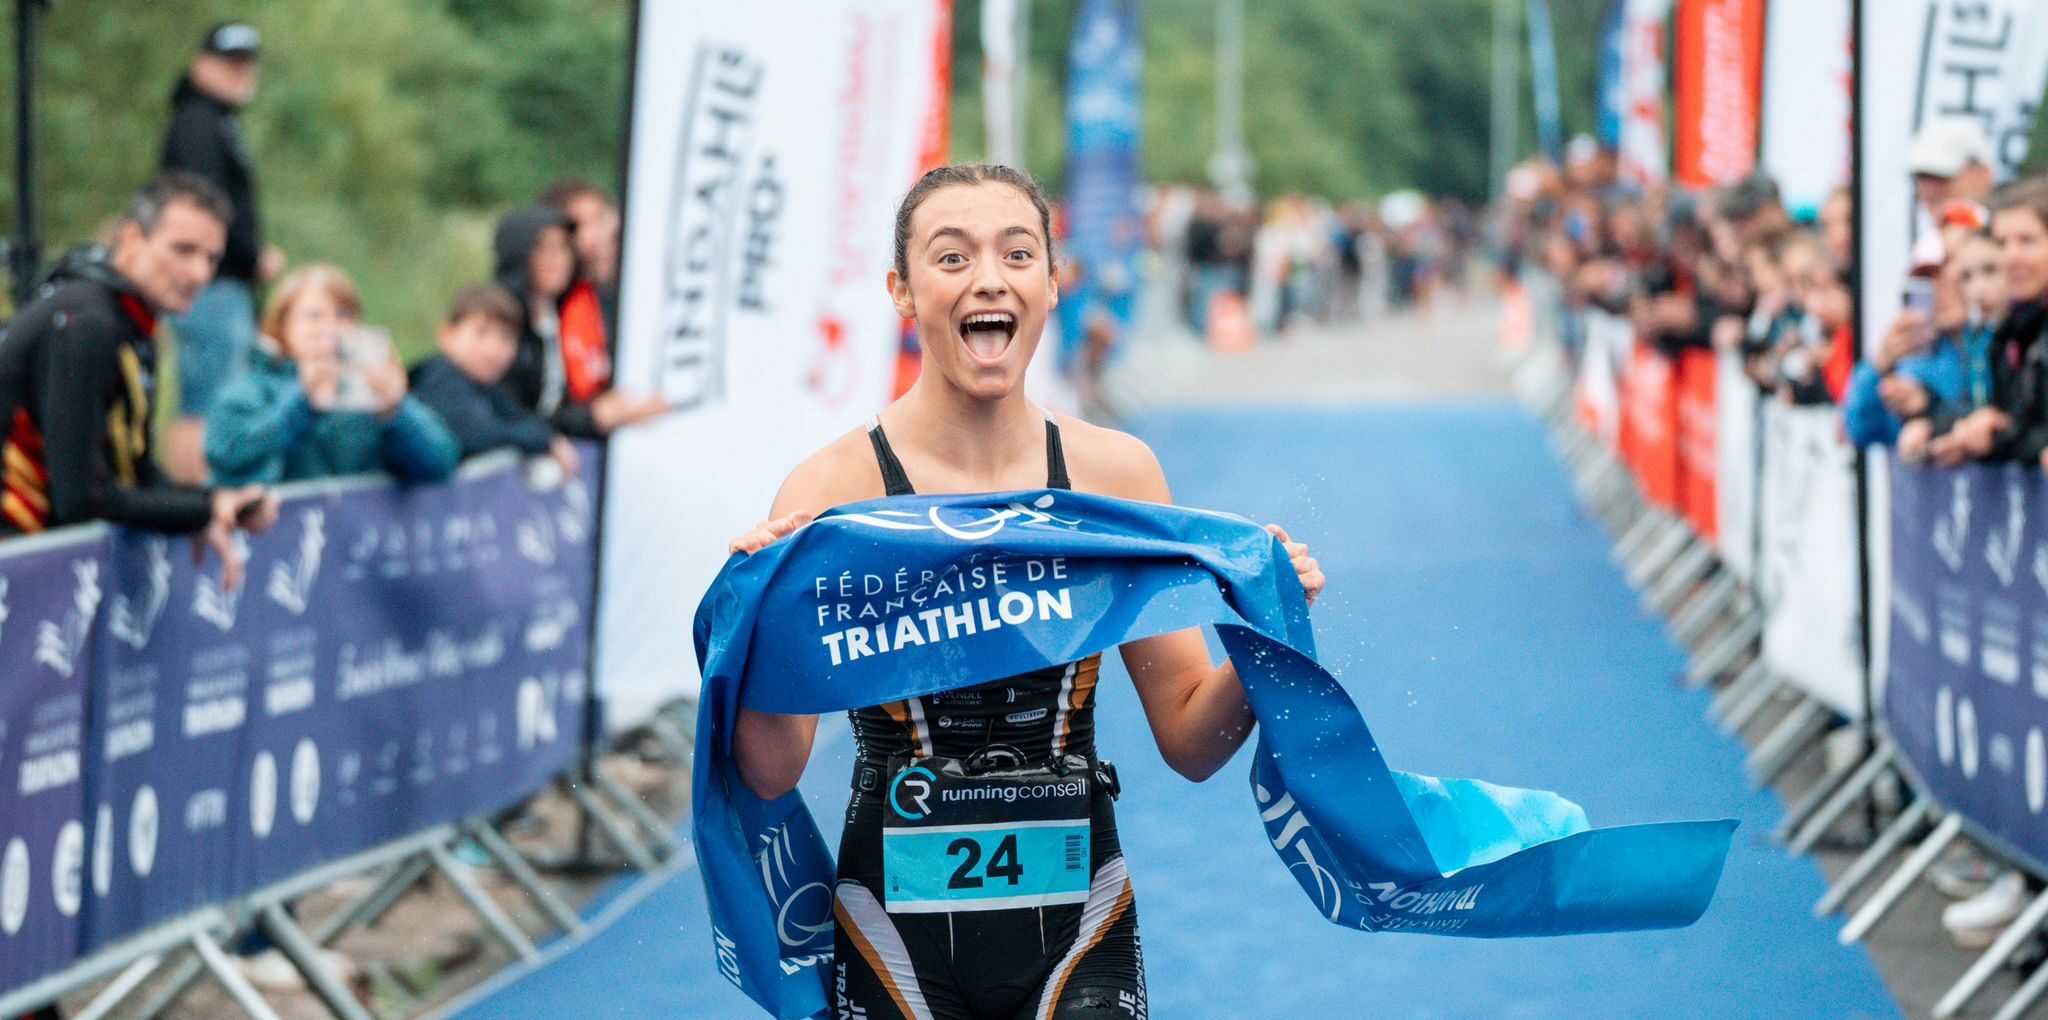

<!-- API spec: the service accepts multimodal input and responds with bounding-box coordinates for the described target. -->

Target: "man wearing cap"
[1907,117,1997,268]
[157,22,285,484]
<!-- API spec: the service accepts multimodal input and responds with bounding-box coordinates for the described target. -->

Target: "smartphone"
[333,326,392,412]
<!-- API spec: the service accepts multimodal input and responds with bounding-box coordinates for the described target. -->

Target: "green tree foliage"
[950,0,1605,204]
[3,0,626,353]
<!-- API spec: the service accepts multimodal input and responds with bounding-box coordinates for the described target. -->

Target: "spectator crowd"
[0,22,664,602]
[1503,115,2048,953]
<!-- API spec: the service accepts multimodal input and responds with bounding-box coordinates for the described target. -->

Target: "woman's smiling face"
[889,181,1058,402]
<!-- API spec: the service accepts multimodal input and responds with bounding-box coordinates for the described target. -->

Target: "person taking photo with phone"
[204,264,459,487]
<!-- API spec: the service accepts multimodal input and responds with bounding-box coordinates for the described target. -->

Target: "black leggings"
[832,793,1147,1020]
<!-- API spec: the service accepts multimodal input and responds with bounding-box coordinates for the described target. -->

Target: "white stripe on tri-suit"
[905,695,933,757]
[1049,660,1079,758]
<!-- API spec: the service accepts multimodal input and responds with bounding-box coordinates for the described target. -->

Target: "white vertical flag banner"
[982,0,1021,166]
[598,2,952,727]
[1619,0,1673,188]
[1859,0,2048,353]
[1759,0,1848,218]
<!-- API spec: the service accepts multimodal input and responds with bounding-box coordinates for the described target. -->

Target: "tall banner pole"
[1488,0,1519,199]
[1849,0,1877,771]
[982,0,1022,166]
[9,0,45,309]
[1525,0,1564,164]
[1208,0,1251,201]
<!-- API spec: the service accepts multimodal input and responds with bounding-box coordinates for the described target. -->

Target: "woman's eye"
[938,253,965,266]
[1008,249,1033,261]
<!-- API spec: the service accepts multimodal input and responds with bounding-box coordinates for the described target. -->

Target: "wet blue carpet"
[452,401,1898,1019]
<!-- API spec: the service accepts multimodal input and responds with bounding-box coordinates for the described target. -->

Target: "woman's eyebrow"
[923,224,1041,246]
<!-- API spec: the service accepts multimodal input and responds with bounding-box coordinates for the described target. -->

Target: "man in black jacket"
[158,22,281,483]
[0,173,277,589]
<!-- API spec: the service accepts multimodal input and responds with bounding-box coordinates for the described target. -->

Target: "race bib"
[881,759,1093,914]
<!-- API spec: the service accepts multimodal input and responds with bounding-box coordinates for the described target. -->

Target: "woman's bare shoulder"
[770,427,889,517]
[1052,413,1171,503]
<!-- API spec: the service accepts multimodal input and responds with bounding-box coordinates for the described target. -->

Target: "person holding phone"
[204,264,459,486]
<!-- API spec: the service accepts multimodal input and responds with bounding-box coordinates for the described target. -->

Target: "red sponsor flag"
[1676,348,1718,540]
[1674,0,1765,189]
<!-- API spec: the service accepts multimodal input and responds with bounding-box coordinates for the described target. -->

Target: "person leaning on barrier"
[1849,208,1992,451]
[410,283,580,477]
[0,172,279,586]
[491,205,665,441]
[1927,178,2048,468]
[203,264,460,486]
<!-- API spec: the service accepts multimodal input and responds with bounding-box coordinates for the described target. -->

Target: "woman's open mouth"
[959,311,1019,364]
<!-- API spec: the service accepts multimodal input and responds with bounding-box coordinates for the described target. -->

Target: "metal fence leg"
[588,761,680,857]
[562,776,661,872]
[1627,527,1694,591]
[1817,798,1936,917]
[258,903,372,1020]
[1839,813,1964,943]
[648,714,694,764]
[1774,740,1882,846]
[311,852,435,945]
[1934,885,2048,1018]
[467,819,586,937]
[1647,544,1716,616]
[1612,511,1669,566]
[1720,670,1785,737]
[1708,657,1771,723]
[71,954,169,1020]
[125,949,211,1020]
[427,841,542,963]
[1747,698,1832,789]
[1691,611,1765,687]
[188,929,287,1020]
[1788,742,1899,856]
[1671,572,1740,650]
[1990,952,2048,1020]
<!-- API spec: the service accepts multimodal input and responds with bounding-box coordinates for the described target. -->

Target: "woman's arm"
[729,447,856,800]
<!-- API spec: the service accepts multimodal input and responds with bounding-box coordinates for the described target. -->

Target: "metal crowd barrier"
[0,447,681,1020]
[1504,276,2048,1020]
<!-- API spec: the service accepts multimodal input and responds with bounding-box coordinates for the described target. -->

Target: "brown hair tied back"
[892,164,1055,279]
[1993,176,2048,231]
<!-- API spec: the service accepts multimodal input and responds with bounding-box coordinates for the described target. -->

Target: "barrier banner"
[1759,0,1848,218]
[0,530,104,996]
[1857,0,2048,364]
[1674,0,1764,189]
[0,454,595,997]
[692,491,1736,1018]
[1758,403,1865,717]
[601,1,953,726]
[1621,342,1680,511]
[1677,348,1719,541]
[1714,349,1759,583]
[83,456,595,948]
[1889,462,2048,873]
[1619,0,1673,188]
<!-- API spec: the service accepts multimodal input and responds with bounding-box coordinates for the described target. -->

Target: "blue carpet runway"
[450,402,1899,1019]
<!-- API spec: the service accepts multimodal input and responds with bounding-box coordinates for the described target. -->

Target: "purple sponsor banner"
[0,446,597,998]
[1889,461,2048,870]
[82,450,597,949]
[0,529,103,997]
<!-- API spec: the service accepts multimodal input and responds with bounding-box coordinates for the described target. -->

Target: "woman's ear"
[887,267,915,319]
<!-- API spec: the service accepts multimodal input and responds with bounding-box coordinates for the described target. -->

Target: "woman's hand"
[366,356,409,420]
[1265,523,1324,606]
[728,510,816,555]
[1878,375,1930,418]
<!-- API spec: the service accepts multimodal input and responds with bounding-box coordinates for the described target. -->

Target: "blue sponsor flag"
[692,491,1736,1019]
[1061,0,1144,367]
[1596,0,1629,148]
[1527,0,1565,163]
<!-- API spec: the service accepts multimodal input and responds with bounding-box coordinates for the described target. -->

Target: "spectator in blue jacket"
[205,265,458,485]
[1845,238,1990,449]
